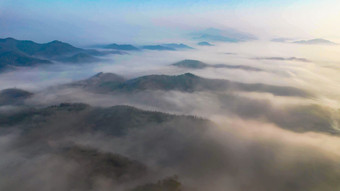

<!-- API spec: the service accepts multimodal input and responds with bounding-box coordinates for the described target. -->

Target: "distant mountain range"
[272,37,337,45]
[141,43,193,51]
[100,43,140,51]
[0,38,123,71]
[0,50,51,70]
[141,45,175,51]
[0,71,310,108]
[0,38,83,58]
[172,59,263,71]
[197,41,214,46]
[293,38,337,45]
[98,43,193,51]
[70,72,310,97]
[56,52,101,63]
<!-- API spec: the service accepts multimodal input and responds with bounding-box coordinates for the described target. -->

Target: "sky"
[1,0,340,45]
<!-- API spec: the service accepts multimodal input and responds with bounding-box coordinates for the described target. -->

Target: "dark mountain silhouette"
[0,88,33,105]
[0,103,206,136]
[0,38,123,70]
[57,53,100,63]
[99,43,193,51]
[34,40,83,58]
[71,72,126,88]
[0,102,207,190]
[172,59,207,69]
[72,72,310,97]
[0,38,82,58]
[0,50,51,71]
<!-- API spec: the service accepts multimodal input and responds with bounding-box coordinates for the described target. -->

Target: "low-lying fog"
[1,40,340,191]
[1,41,339,105]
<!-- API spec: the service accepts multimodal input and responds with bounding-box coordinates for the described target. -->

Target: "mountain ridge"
[71,72,311,97]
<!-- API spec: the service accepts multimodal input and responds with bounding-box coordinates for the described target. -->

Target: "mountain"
[172,59,263,72]
[0,102,207,138]
[57,53,100,63]
[0,38,83,58]
[190,28,256,42]
[34,40,83,58]
[0,38,123,70]
[102,43,140,51]
[172,60,207,69]
[72,72,310,97]
[0,88,33,105]
[98,43,192,51]
[197,41,214,46]
[1,102,339,190]
[70,72,125,89]
[0,50,51,71]
[0,102,198,190]
[293,38,336,45]
[0,37,125,59]
[59,146,147,182]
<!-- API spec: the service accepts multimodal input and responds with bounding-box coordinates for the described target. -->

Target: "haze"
[1,1,340,191]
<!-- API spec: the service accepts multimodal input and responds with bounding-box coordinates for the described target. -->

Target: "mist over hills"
[101,43,140,51]
[271,38,337,45]
[0,102,205,191]
[2,69,338,136]
[56,52,102,63]
[1,30,340,191]
[293,38,337,45]
[97,43,193,51]
[0,50,51,70]
[70,72,309,97]
[0,88,33,106]
[1,101,340,191]
[2,0,340,189]
[0,103,207,137]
